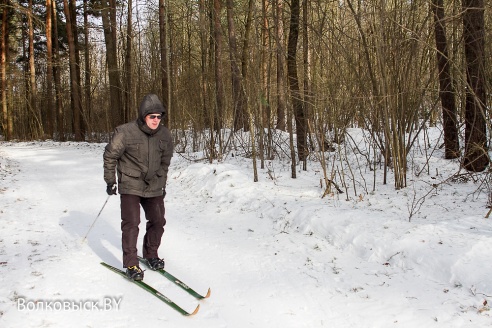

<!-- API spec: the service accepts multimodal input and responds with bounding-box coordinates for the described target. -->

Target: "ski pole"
[82,195,111,242]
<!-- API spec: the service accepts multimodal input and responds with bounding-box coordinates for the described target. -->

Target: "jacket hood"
[138,94,166,121]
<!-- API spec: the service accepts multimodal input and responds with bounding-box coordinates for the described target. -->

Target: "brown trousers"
[120,194,166,267]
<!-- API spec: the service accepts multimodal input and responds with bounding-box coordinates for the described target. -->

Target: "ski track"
[0,141,490,327]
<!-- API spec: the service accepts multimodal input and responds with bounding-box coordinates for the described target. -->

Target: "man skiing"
[103,94,173,281]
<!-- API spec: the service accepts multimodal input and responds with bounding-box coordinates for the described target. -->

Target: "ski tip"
[204,288,211,298]
[188,304,200,316]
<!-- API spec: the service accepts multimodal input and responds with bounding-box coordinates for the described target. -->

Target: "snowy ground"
[0,129,491,327]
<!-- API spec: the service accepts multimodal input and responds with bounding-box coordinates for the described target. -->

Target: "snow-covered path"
[0,141,490,327]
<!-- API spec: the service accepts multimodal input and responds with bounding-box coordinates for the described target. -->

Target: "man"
[103,94,173,281]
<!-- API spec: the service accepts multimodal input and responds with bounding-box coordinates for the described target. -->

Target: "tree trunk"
[302,0,312,159]
[1,0,11,140]
[431,0,460,159]
[45,0,54,138]
[101,0,123,129]
[287,0,307,162]
[124,0,134,123]
[213,0,224,151]
[226,0,246,132]
[83,0,93,134]
[52,1,65,141]
[159,0,170,127]
[70,0,85,138]
[63,0,83,141]
[28,0,43,139]
[260,0,269,131]
[273,0,286,131]
[259,0,269,166]
[198,0,209,132]
[462,0,488,172]
[240,0,254,133]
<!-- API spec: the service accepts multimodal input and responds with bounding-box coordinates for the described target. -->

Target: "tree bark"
[124,0,134,123]
[213,0,224,151]
[198,0,209,131]
[45,0,54,138]
[240,0,254,133]
[273,0,286,131]
[431,0,459,159]
[260,0,269,129]
[83,0,93,133]
[462,0,488,172]
[52,1,65,141]
[70,0,85,138]
[302,0,313,157]
[159,0,170,127]
[28,0,43,139]
[63,0,83,141]
[287,0,307,162]
[226,0,247,132]
[101,0,123,129]
[1,0,10,140]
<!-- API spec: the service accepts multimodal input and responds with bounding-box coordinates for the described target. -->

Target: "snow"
[0,128,491,327]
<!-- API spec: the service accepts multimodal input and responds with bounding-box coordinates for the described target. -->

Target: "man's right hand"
[106,184,117,195]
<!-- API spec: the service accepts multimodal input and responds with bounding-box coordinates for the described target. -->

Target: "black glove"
[106,184,117,195]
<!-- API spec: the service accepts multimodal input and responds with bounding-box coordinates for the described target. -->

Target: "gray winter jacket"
[103,94,173,198]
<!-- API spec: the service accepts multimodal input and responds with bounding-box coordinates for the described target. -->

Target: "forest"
[0,0,490,191]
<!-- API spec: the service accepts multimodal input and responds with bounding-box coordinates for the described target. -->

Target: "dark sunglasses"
[148,114,162,120]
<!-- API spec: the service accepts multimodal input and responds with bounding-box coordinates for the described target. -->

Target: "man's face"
[145,113,162,130]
